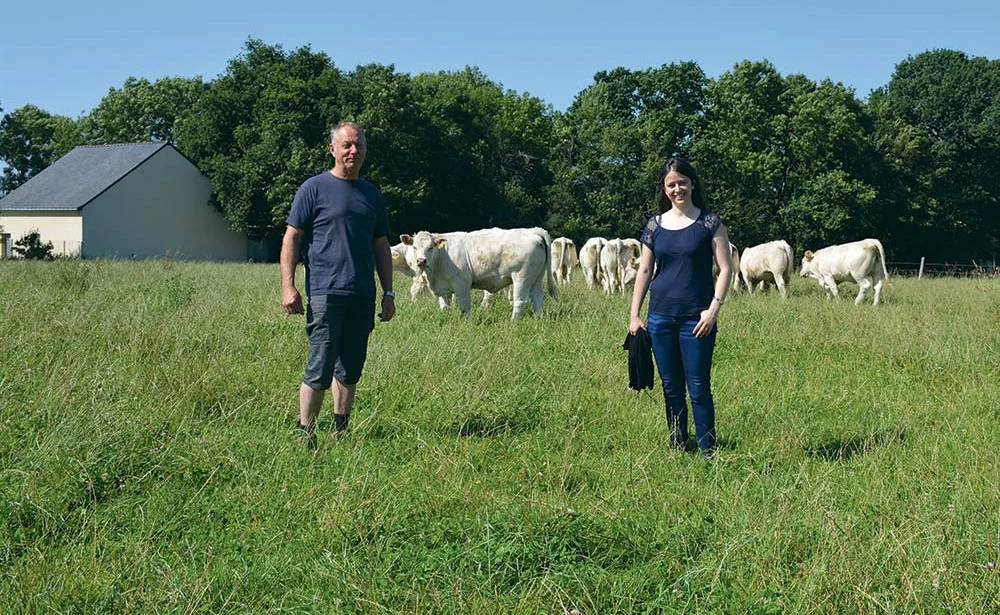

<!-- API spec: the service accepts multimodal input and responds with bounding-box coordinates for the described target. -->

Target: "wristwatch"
[383,290,396,299]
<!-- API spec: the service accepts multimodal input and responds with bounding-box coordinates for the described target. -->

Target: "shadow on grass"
[804,429,906,461]
[449,408,538,437]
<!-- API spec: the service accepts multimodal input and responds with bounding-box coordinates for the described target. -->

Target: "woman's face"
[663,170,694,207]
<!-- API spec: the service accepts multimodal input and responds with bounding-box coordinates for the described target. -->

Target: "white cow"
[600,239,632,295]
[622,238,641,260]
[799,238,889,305]
[400,227,557,319]
[741,240,794,299]
[394,239,503,308]
[713,242,742,292]
[579,237,607,291]
[391,242,432,301]
[551,237,579,284]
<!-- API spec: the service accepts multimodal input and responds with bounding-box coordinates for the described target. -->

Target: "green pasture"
[1,259,998,614]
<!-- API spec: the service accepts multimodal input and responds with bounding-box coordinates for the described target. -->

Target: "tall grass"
[1,259,998,614]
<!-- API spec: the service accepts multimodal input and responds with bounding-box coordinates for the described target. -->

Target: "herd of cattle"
[390,227,890,319]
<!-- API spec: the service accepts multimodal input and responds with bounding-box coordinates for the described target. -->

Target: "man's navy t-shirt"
[286,172,390,298]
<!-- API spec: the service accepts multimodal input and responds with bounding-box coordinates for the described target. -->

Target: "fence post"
[918,257,925,279]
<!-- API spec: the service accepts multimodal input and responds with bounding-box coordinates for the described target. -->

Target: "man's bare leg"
[332,379,357,435]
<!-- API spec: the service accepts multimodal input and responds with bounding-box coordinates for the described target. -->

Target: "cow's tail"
[782,241,794,285]
[873,238,890,283]
[552,239,565,277]
[541,232,558,299]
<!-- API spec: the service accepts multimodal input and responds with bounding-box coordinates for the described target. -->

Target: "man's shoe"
[297,424,317,450]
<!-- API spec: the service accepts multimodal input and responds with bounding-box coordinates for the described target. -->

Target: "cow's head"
[390,242,417,278]
[623,256,641,286]
[799,250,816,278]
[401,231,446,271]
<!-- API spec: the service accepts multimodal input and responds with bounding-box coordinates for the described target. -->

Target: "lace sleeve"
[703,212,722,235]
[640,216,658,247]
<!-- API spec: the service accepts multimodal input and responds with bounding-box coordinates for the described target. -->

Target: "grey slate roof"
[0,142,171,210]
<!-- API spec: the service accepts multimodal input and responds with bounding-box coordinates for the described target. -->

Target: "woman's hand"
[692,309,717,338]
[629,315,645,335]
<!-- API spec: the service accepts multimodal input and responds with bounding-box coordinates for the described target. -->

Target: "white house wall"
[0,211,83,256]
[83,147,248,261]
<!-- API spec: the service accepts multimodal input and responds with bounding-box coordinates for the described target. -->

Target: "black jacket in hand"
[623,328,654,390]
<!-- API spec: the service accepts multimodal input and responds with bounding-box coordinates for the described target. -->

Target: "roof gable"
[0,142,178,211]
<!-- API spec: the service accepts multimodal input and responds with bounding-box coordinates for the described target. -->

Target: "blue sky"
[1,0,997,119]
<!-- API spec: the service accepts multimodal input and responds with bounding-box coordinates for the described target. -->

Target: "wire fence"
[888,259,1000,278]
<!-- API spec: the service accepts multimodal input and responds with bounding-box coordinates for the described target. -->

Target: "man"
[280,122,395,447]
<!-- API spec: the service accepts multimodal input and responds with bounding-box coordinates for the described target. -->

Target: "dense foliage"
[2,41,998,262]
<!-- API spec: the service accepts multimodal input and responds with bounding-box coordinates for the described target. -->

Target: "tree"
[0,105,81,193]
[695,62,879,254]
[548,62,706,242]
[870,49,1000,261]
[176,39,346,243]
[347,64,434,235]
[411,67,555,232]
[692,60,792,248]
[80,76,208,144]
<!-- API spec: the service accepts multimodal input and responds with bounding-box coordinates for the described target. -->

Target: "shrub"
[12,228,54,260]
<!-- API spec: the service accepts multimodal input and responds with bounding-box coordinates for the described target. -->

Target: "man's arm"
[373,235,395,322]
[280,225,305,314]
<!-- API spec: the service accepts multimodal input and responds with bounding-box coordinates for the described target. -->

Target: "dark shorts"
[303,294,376,388]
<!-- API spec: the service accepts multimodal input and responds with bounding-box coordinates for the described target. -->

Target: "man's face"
[330,126,367,177]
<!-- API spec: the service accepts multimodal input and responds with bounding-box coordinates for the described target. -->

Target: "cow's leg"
[530,272,546,315]
[775,274,789,299]
[436,295,451,310]
[453,289,473,315]
[410,275,425,301]
[822,276,838,299]
[855,277,872,305]
[510,277,530,319]
[481,291,493,308]
[872,276,884,306]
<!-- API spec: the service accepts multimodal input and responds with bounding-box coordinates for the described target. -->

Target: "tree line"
[2,40,998,262]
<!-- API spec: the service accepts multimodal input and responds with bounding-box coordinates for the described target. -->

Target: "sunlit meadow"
[1,259,998,614]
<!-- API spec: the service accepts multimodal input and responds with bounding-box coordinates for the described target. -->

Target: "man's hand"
[283,287,304,315]
[379,295,395,322]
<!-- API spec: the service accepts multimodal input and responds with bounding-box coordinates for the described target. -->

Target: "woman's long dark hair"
[654,156,706,213]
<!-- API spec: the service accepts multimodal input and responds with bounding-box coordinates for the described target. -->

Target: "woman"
[629,156,732,458]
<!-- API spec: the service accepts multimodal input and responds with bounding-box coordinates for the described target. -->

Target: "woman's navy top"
[639,211,722,318]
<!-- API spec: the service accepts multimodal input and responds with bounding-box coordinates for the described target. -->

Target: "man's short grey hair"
[330,122,366,145]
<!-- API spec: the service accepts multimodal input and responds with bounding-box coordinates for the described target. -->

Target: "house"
[0,142,247,260]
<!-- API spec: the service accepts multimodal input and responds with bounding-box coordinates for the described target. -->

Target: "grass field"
[1,259,999,614]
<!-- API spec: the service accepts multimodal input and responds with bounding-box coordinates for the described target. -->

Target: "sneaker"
[669,433,688,451]
[700,448,716,460]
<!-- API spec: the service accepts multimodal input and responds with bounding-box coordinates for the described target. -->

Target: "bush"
[12,229,54,260]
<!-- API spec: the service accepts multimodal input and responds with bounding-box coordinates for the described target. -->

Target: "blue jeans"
[646,313,717,452]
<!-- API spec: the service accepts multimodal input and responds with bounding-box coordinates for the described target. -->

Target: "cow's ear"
[435,238,447,249]
[400,234,413,245]
[804,250,814,261]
